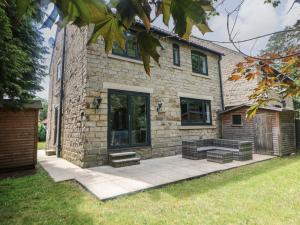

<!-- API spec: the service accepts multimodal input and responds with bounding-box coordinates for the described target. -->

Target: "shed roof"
[0,100,42,109]
[220,103,295,114]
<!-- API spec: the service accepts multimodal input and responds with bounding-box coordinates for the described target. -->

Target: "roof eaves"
[133,22,224,57]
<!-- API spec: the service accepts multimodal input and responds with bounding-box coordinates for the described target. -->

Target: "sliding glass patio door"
[108,90,150,149]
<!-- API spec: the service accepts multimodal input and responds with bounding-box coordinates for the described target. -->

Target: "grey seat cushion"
[197,146,216,152]
[215,147,239,152]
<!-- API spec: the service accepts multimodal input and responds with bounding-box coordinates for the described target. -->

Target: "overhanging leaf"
[161,0,172,26]
[246,104,259,119]
[137,31,163,75]
[88,14,125,53]
[116,0,151,30]
[196,21,212,35]
[169,0,214,39]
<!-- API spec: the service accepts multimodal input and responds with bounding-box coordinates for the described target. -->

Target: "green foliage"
[36,97,48,121]
[137,31,163,75]
[15,0,214,75]
[38,122,46,141]
[262,21,300,54]
[0,0,47,107]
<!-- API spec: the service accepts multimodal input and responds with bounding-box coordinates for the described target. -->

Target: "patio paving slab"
[38,153,275,200]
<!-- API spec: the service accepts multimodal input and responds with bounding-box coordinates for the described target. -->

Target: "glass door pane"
[131,95,148,145]
[110,93,129,147]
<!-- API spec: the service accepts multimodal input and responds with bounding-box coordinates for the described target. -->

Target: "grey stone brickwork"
[190,37,294,109]
[47,24,226,167]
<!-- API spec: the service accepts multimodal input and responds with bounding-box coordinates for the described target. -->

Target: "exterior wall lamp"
[93,96,102,109]
[157,100,163,112]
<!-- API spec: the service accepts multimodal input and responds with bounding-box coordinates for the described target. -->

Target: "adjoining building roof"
[220,103,295,114]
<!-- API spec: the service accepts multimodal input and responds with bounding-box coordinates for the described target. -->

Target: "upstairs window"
[173,44,180,66]
[112,32,140,60]
[180,98,212,125]
[191,50,208,75]
[56,60,62,81]
[232,114,242,125]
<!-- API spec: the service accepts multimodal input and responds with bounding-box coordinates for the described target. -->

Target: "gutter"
[218,55,225,111]
[57,27,67,157]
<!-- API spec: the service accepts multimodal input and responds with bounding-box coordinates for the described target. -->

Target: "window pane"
[181,99,188,121]
[199,55,207,74]
[189,101,204,122]
[131,96,147,145]
[205,102,211,124]
[180,98,211,125]
[57,61,62,80]
[191,51,207,74]
[232,115,242,125]
[112,42,125,55]
[173,45,180,66]
[191,53,199,73]
[110,93,129,146]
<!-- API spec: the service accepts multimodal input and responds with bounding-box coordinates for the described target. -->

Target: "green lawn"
[1,156,300,225]
[37,142,46,150]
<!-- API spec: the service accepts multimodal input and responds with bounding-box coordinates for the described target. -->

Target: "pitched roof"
[133,22,224,57]
[220,103,295,114]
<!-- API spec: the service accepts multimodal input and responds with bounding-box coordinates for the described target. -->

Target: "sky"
[36,0,300,100]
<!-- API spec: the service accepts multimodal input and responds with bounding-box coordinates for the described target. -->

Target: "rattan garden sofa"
[182,139,253,161]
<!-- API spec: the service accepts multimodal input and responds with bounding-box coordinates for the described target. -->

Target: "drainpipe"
[218,55,225,111]
[218,55,225,139]
[57,27,67,157]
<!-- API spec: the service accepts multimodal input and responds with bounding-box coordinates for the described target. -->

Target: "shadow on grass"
[146,155,300,201]
[0,165,98,225]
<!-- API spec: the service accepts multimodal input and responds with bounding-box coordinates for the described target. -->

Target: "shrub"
[38,123,46,141]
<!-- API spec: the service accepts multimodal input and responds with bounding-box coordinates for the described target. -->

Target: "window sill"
[108,53,143,64]
[231,124,243,127]
[191,72,210,79]
[179,125,216,130]
[172,65,183,70]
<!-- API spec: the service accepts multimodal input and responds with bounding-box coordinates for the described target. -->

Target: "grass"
[1,156,300,225]
[37,142,46,150]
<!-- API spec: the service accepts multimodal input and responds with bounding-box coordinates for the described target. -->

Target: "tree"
[36,97,48,121]
[229,20,300,117]
[262,21,300,54]
[0,0,47,108]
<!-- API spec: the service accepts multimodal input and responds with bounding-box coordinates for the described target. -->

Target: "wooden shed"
[0,100,42,171]
[221,104,296,156]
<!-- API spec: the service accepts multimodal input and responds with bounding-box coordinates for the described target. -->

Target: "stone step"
[45,150,56,156]
[110,157,141,168]
[109,152,136,159]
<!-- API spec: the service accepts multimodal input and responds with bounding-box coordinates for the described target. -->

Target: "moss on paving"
[1,155,300,225]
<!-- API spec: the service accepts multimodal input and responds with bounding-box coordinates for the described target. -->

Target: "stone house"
[46,23,228,168]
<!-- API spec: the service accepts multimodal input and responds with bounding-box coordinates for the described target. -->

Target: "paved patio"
[38,151,274,200]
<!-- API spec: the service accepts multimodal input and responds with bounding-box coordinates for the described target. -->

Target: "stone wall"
[190,37,294,109]
[82,33,223,167]
[46,25,89,167]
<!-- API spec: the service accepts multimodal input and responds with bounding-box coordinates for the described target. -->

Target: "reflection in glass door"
[108,90,150,148]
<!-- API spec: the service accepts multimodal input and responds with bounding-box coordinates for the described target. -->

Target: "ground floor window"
[180,97,212,125]
[108,89,150,148]
[232,114,242,125]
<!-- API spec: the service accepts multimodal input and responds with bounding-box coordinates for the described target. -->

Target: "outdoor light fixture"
[93,96,102,109]
[157,100,163,112]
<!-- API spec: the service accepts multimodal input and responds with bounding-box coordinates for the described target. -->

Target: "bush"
[38,123,46,141]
